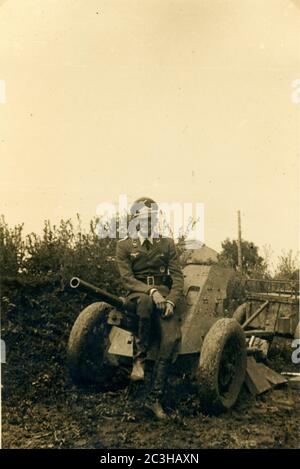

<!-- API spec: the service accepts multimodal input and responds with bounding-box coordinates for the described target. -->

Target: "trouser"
[129,292,181,363]
[129,292,182,400]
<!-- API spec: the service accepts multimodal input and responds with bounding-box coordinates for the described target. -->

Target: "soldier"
[116,197,184,420]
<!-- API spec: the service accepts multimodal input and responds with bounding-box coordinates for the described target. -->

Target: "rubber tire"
[67,302,120,388]
[232,303,248,325]
[197,318,247,414]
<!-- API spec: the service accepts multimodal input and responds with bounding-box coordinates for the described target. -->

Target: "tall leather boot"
[130,317,151,382]
[144,359,169,420]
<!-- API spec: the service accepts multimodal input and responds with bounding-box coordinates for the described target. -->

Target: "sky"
[0,0,299,267]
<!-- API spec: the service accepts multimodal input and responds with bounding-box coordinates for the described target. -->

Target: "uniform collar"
[138,231,153,245]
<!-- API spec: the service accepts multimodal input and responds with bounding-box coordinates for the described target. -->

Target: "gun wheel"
[197,318,246,414]
[232,302,248,325]
[67,302,128,389]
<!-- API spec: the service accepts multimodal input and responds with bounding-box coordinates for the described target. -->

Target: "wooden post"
[237,210,242,272]
[242,300,269,329]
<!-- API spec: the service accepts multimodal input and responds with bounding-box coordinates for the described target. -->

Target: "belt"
[137,275,171,287]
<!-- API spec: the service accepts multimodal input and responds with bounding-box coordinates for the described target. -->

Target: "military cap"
[130,197,159,219]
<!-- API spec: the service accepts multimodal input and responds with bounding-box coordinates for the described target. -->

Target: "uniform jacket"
[116,235,184,306]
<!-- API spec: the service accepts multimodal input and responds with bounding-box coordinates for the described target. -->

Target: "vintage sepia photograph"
[0,0,299,456]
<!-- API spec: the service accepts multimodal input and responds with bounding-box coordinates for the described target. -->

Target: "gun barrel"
[70,277,134,313]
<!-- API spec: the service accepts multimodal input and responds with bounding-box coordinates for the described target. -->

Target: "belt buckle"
[147,275,155,286]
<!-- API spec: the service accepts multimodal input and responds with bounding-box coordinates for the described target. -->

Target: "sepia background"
[1,0,300,450]
[1,0,300,265]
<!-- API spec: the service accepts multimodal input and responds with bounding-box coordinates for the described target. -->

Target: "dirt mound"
[1,277,300,449]
[1,217,299,448]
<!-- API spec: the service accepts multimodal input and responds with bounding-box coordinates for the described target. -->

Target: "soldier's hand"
[163,302,174,319]
[151,290,166,312]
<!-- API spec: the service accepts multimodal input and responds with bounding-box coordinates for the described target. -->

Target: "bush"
[0,216,26,277]
[0,215,124,404]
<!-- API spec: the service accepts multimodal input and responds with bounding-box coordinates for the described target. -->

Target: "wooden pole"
[237,210,242,272]
[241,300,269,329]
